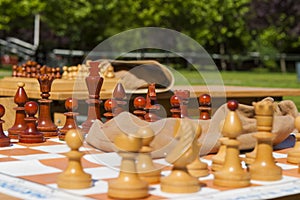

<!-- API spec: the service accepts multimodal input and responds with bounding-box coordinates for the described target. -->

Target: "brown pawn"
[112,83,127,116]
[144,83,160,122]
[170,94,181,118]
[136,127,161,184]
[58,98,81,140]
[287,116,300,164]
[0,104,11,147]
[19,101,45,143]
[57,129,92,189]
[249,100,282,181]
[108,130,149,199]
[8,82,28,139]
[213,100,250,188]
[133,96,146,120]
[37,74,58,137]
[199,94,211,120]
[81,61,103,133]
[103,98,117,122]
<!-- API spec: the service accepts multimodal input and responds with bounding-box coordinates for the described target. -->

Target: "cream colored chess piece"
[287,116,300,164]
[108,130,149,199]
[62,66,68,80]
[104,65,115,78]
[211,137,228,171]
[160,119,201,193]
[213,100,250,188]
[249,100,282,181]
[57,129,92,189]
[187,123,209,177]
[136,126,161,184]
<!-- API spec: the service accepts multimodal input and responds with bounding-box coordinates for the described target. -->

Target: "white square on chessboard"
[30,144,93,154]
[48,179,108,195]
[149,183,219,199]
[273,152,288,159]
[0,143,27,150]
[84,152,121,167]
[84,166,119,179]
[251,175,299,186]
[0,160,61,176]
[11,153,65,161]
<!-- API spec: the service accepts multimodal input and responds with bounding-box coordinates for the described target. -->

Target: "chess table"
[0,133,300,200]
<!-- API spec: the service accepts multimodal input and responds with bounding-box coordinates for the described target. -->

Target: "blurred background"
[0,0,299,72]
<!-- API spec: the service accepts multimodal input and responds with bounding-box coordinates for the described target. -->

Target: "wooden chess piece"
[287,116,300,164]
[0,104,11,147]
[174,90,190,118]
[170,94,181,118]
[144,83,160,122]
[187,124,209,177]
[12,65,17,77]
[112,83,127,116]
[104,65,115,78]
[103,98,116,122]
[108,130,149,199]
[57,129,92,189]
[161,119,201,193]
[62,66,68,80]
[211,136,229,171]
[199,94,211,120]
[133,96,146,120]
[213,100,250,188]
[55,67,61,79]
[58,98,81,140]
[81,61,103,133]
[249,100,282,181]
[37,74,58,137]
[136,127,161,184]
[19,101,45,143]
[8,82,28,139]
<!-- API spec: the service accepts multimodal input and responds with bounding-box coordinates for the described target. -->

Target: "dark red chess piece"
[0,104,11,147]
[174,90,190,118]
[8,82,28,139]
[144,83,160,122]
[170,94,181,118]
[199,94,211,120]
[112,83,127,116]
[103,98,117,122]
[81,61,103,133]
[19,101,45,143]
[133,96,146,120]
[37,74,58,137]
[58,98,81,140]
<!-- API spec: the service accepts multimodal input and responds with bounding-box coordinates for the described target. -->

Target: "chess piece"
[133,96,146,120]
[108,130,149,199]
[136,127,161,184]
[213,100,250,188]
[287,116,300,164]
[81,61,103,133]
[8,82,28,139]
[160,119,201,193]
[174,90,190,118]
[0,104,10,147]
[187,124,209,177]
[245,142,258,165]
[170,94,181,118]
[199,94,211,120]
[112,83,127,116]
[57,129,92,189]
[103,98,116,122]
[62,66,68,80]
[249,100,282,181]
[144,83,160,122]
[211,137,229,171]
[55,67,61,79]
[19,101,45,143]
[37,74,58,137]
[58,98,81,140]
[104,65,115,78]
[12,65,17,77]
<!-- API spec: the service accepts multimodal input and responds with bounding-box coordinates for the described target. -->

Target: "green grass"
[173,70,300,110]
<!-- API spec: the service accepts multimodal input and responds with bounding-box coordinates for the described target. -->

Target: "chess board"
[0,133,300,200]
